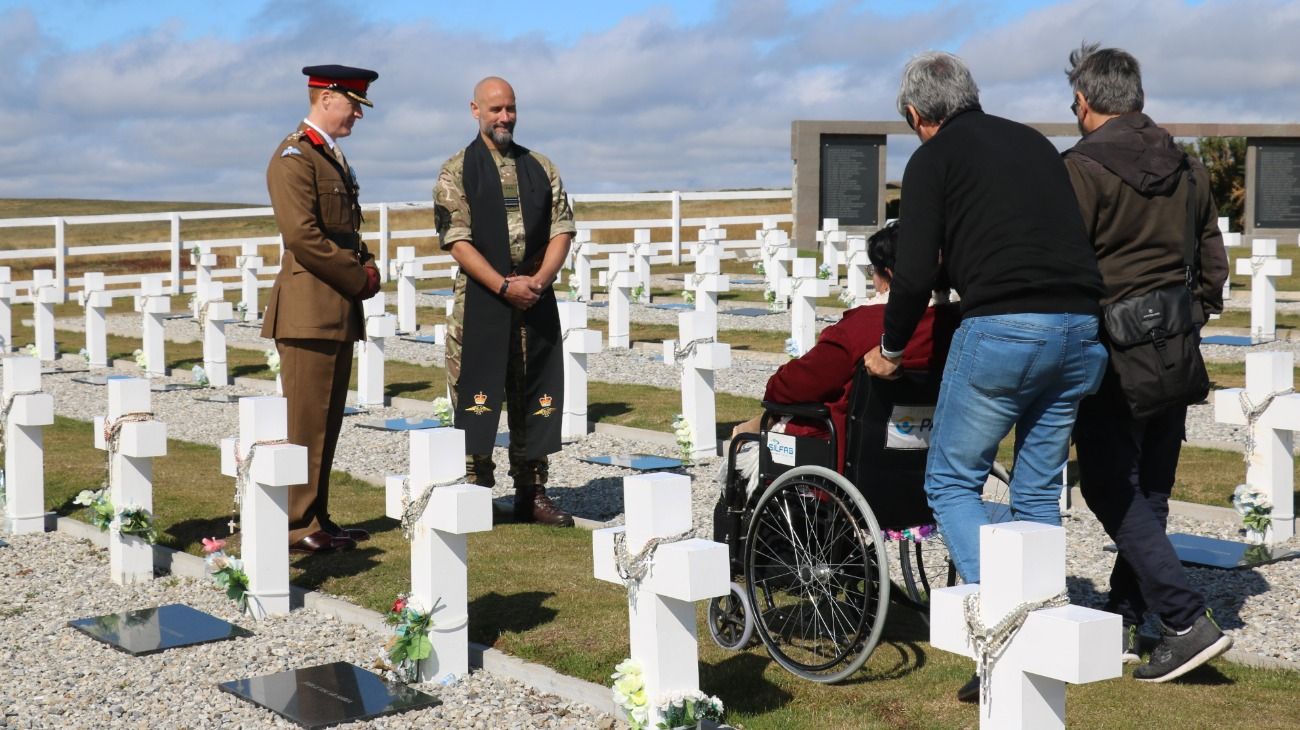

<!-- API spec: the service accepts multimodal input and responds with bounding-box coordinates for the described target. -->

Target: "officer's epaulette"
[302,127,327,148]
[283,130,306,144]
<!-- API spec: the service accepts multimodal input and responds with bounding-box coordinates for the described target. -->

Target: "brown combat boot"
[513,484,574,527]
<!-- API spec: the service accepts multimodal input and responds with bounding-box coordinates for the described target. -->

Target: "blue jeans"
[925,313,1107,583]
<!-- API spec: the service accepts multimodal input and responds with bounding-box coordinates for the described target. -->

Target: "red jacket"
[763,302,959,472]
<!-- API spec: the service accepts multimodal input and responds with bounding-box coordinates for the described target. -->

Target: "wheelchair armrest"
[761,401,830,422]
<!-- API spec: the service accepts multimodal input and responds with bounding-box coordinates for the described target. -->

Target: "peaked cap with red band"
[303,64,379,107]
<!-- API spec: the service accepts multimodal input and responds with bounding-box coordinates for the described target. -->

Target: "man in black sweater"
[1064,43,1231,683]
[864,51,1107,594]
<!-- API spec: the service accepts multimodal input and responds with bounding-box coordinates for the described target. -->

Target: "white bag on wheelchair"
[884,405,935,450]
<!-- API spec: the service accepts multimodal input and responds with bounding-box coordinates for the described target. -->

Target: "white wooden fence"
[0,190,791,302]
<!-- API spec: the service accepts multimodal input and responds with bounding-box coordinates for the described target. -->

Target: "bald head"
[471,76,517,150]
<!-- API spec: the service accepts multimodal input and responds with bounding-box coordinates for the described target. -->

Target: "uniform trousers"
[1073,374,1205,631]
[277,338,353,544]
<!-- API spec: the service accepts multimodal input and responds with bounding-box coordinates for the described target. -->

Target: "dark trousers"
[277,338,352,543]
[1073,376,1204,630]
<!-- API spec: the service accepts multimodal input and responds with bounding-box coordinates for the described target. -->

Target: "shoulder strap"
[1183,160,1200,290]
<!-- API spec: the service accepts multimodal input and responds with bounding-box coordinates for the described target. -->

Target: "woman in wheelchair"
[730,221,959,489]
[706,222,968,683]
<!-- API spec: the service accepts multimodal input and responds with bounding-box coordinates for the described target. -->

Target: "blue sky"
[0,0,1293,202]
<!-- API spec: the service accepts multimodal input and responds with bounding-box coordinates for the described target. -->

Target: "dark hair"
[866,220,899,278]
[1066,42,1143,115]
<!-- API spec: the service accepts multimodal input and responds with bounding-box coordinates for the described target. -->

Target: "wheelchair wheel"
[707,582,755,651]
[897,532,955,610]
[983,461,1013,523]
[744,466,888,683]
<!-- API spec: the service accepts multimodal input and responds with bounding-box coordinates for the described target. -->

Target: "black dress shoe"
[290,530,356,554]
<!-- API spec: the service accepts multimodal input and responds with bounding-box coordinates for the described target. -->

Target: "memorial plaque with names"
[68,604,253,656]
[818,134,882,227]
[400,335,440,345]
[578,453,684,471]
[219,661,440,729]
[726,307,775,318]
[1169,532,1300,570]
[1254,139,1300,230]
[423,289,454,297]
[70,375,133,386]
[648,303,694,311]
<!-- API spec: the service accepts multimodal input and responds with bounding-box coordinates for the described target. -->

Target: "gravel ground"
[0,531,612,729]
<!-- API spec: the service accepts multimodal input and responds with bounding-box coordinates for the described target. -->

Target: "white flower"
[264,348,281,374]
[784,337,800,358]
[133,348,148,370]
[21,343,38,357]
[78,347,90,362]
[192,365,209,387]
[1232,483,1272,515]
[838,288,855,305]
[431,396,453,425]
[73,489,100,506]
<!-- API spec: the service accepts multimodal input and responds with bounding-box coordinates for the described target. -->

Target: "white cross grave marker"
[818,218,846,284]
[384,427,492,682]
[557,301,602,440]
[931,522,1120,729]
[93,378,167,585]
[573,230,595,302]
[133,275,170,378]
[844,234,870,306]
[237,242,264,323]
[592,473,729,728]
[3,356,54,534]
[192,250,219,319]
[632,229,653,304]
[391,245,419,334]
[0,267,13,352]
[1214,351,1300,543]
[1238,238,1290,343]
[199,282,234,387]
[220,397,307,618]
[600,252,635,349]
[664,311,729,460]
[357,293,397,407]
[689,242,730,337]
[786,258,829,357]
[78,272,112,369]
[30,269,63,362]
[1216,218,1241,312]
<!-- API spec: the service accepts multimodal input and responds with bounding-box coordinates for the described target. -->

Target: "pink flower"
[202,537,227,554]
[391,596,408,614]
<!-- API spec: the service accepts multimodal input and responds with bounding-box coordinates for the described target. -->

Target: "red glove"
[359,265,381,300]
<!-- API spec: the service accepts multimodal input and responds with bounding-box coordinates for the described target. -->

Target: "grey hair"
[1066,42,1144,114]
[895,51,981,125]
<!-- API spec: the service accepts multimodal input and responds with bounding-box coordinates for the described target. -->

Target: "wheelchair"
[709,367,1011,683]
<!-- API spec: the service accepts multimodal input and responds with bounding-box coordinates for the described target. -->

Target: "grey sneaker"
[1133,611,1233,683]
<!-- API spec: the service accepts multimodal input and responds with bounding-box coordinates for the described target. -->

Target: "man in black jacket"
[865,52,1108,596]
[1065,43,1231,683]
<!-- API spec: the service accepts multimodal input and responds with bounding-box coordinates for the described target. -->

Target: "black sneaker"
[1122,624,1142,664]
[956,673,979,703]
[1133,611,1233,683]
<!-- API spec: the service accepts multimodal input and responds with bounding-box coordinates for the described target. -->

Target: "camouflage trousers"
[445,275,548,488]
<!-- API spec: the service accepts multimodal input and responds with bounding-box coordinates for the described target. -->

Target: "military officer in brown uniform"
[435,76,576,526]
[263,65,382,553]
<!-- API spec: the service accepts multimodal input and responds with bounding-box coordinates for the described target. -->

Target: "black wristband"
[498,279,510,297]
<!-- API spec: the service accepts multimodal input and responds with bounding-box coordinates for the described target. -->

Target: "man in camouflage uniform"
[435,76,576,527]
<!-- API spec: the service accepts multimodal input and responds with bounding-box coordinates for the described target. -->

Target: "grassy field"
[37,415,1300,730]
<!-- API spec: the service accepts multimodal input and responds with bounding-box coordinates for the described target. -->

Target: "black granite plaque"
[70,375,134,386]
[355,416,444,432]
[43,367,88,376]
[649,303,694,311]
[218,661,440,729]
[819,134,882,227]
[423,288,454,297]
[152,383,202,393]
[0,538,8,548]
[727,307,774,317]
[1254,139,1300,230]
[68,603,253,656]
[162,313,193,320]
[196,393,245,404]
[1169,532,1300,570]
[400,335,440,345]
[1201,335,1254,347]
[730,278,764,286]
[343,406,365,417]
[588,302,607,309]
[579,453,684,471]
[494,432,511,448]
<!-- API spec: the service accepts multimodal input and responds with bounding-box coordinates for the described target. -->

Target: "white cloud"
[0,0,1296,205]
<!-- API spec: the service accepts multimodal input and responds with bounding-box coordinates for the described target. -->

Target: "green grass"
[1213,310,1300,331]
[39,414,1300,729]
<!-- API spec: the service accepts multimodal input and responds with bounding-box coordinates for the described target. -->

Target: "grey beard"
[490,127,513,147]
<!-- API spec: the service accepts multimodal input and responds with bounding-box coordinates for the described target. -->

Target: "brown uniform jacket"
[261,123,375,342]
